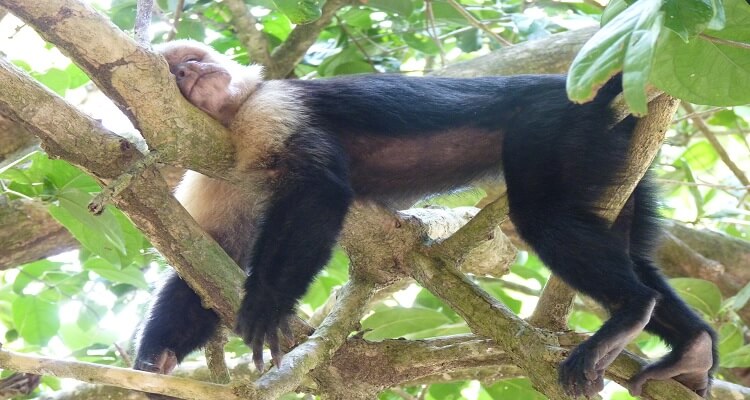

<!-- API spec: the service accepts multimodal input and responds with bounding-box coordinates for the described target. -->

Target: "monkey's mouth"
[185,71,222,98]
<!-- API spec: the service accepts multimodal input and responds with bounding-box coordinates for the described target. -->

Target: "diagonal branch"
[268,0,355,78]
[223,0,273,67]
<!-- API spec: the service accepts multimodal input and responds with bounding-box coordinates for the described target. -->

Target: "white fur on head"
[155,39,264,100]
[155,39,265,123]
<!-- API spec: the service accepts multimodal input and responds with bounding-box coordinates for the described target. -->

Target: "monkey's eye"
[183,56,201,63]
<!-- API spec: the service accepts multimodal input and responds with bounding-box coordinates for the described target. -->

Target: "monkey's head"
[156,40,263,125]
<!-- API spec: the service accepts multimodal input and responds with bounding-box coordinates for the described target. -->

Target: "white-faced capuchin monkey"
[134,39,717,399]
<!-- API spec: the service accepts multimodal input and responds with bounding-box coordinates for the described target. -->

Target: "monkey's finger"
[267,330,283,368]
[251,332,265,373]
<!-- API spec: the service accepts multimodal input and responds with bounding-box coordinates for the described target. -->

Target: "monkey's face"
[170,59,233,117]
[158,41,263,126]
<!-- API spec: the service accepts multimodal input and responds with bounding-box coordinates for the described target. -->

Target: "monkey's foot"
[559,342,610,397]
[133,350,180,400]
[629,331,715,398]
[235,285,295,373]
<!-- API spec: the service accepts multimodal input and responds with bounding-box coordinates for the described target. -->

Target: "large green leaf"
[362,307,456,340]
[662,0,721,40]
[12,260,64,294]
[650,0,750,106]
[718,323,744,355]
[670,277,722,317]
[485,378,546,400]
[722,344,750,368]
[567,0,663,114]
[48,189,128,266]
[622,2,663,114]
[12,296,60,345]
[84,258,149,289]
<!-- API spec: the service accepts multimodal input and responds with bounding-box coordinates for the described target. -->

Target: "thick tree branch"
[0,198,76,269]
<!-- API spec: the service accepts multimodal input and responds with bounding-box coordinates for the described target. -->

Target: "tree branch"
[223,0,273,68]
[268,0,355,78]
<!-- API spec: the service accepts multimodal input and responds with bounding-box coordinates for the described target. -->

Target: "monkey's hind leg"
[625,184,717,397]
[511,209,660,398]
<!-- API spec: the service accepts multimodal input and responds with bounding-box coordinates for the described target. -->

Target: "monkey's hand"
[235,279,296,372]
[629,331,715,398]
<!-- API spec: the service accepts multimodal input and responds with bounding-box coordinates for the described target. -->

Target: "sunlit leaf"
[12,296,60,345]
[670,278,722,317]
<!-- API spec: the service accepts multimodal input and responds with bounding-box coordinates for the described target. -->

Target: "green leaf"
[64,63,90,89]
[84,258,149,289]
[622,6,663,115]
[334,61,376,75]
[662,0,717,40]
[722,344,750,368]
[48,189,130,266]
[676,141,719,172]
[706,109,740,127]
[261,12,293,42]
[12,296,60,345]
[31,68,70,96]
[479,280,523,314]
[650,0,750,106]
[719,323,743,355]
[59,322,117,350]
[13,260,64,294]
[601,0,628,25]
[456,28,482,53]
[669,278,722,317]
[77,299,108,331]
[567,0,663,108]
[610,390,638,400]
[485,378,546,400]
[403,33,441,55]
[730,280,750,310]
[175,18,206,41]
[568,310,603,332]
[362,307,455,340]
[427,382,468,400]
[108,0,137,30]
[272,0,322,24]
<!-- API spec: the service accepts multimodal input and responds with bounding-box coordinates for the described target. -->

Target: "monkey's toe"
[559,346,605,398]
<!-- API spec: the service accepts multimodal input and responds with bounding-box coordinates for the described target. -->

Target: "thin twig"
[672,106,723,123]
[88,151,161,215]
[164,0,185,41]
[446,0,512,46]
[683,103,750,188]
[655,178,750,191]
[424,0,446,66]
[336,16,376,69]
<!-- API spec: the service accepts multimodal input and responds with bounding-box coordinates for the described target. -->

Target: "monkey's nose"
[175,65,188,80]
